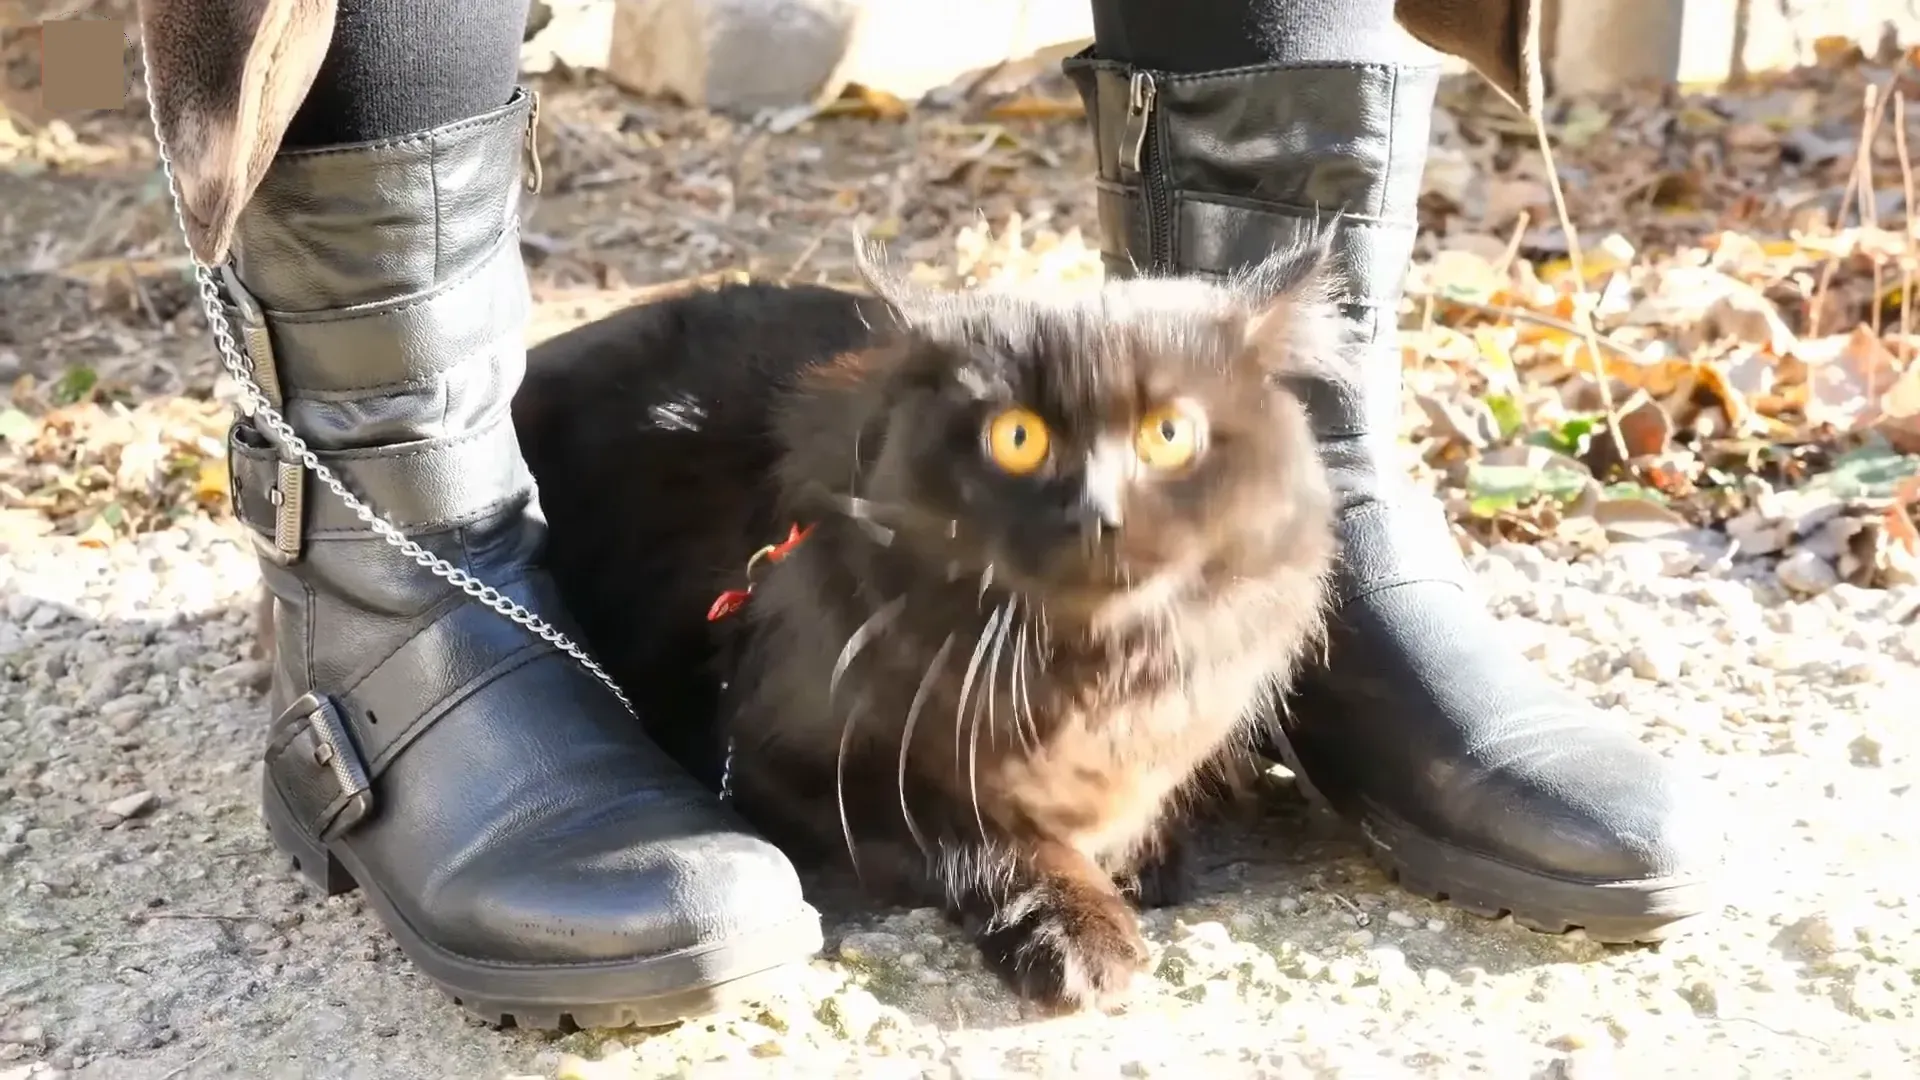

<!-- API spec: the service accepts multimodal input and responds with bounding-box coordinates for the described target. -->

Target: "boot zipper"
[1121,71,1173,273]
[524,89,545,195]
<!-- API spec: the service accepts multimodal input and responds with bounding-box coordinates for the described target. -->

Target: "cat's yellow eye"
[984,407,1051,475]
[1135,404,1203,470]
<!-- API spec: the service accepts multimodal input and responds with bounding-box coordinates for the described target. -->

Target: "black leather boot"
[220,88,822,1026]
[1063,51,1721,942]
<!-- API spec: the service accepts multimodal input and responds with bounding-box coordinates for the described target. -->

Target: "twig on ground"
[1493,210,1531,278]
[781,229,829,284]
[1812,82,1891,339]
[1897,93,1916,362]
[1431,295,1652,366]
[132,911,256,923]
[1531,108,1630,464]
[1862,86,1885,342]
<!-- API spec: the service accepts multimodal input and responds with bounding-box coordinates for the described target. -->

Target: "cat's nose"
[1077,493,1124,537]
[1078,448,1127,537]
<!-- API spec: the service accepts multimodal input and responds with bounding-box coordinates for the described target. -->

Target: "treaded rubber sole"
[263,783,824,1030]
[1265,735,1712,945]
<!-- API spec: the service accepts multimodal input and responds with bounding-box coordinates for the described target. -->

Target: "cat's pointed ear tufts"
[1236,214,1342,310]
[1236,220,1344,379]
[851,227,928,327]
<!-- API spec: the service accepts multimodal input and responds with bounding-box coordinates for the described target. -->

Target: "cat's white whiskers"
[835,692,870,882]
[832,494,898,547]
[897,631,956,859]
[965,602,1008,844]
[955,603,1002,839]
[1012,608,1040,754]
[984,595,1026,755]
[830,594,906,703]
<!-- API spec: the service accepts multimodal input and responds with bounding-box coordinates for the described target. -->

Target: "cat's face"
[840,249,1338,625]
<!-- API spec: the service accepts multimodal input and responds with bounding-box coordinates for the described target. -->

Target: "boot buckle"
[268,691,375,842]
[265,459,306,566]
[218,266,285,410]
[226,420,308,567]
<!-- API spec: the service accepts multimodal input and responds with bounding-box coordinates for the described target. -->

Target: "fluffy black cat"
[512,241,1340,1012]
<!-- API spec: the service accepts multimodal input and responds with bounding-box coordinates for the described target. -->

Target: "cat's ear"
[851,228,935,328]
[1235,220,1345,379]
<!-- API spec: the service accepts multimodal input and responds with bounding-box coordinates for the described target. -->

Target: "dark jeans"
[285,0,1409,148]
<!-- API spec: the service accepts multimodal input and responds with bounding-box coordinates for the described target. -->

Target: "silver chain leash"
[136,57,735,799]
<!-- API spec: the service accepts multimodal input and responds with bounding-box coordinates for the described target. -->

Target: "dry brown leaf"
[1705,283,1798,354]
[74,514,114,549]
[1614,396,1675,457]
[194,459,229,506]
[985,96,1084,121]
[1876,361,1920,452]
[1798,325,1899,431]
[1472,326,1521,394]
[1887,499,1920,557]
[1415,392,1496,449]
[821,85,911,121]
[1591,496,1693,542]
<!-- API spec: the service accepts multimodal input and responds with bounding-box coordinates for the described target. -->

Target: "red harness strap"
[706,522,814,621]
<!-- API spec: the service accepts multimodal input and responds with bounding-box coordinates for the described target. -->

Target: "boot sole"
[263,783,824,1030]
[1266,738,1711,945]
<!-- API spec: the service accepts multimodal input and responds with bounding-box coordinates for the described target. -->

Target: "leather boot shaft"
[1062,51,1723,939]
[200,84,823,1021]
[1061,52,1436,441]
[1060,51,1435,292]
[1064,53,1461,599]
[219,89,553,714]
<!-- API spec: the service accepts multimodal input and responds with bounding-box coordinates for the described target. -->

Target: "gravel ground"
[4,18,1919,1076]
[2,509,1915,1079]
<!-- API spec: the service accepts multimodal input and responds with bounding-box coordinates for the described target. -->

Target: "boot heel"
[261,774,359,896]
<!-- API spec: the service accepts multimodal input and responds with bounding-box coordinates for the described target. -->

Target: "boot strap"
[227,412,533,544]
[1094,185,1419,308]
[1330,493,1473,604]
[264,575,560,842]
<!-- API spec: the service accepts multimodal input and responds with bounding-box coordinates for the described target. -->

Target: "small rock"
[1848,734,1883,767]
[834,931,905,965]
[1725,511,1791,556]
[1680,977,1721,1016]
[1550,1046,1617,1080]
[1157,921,1238,987]
[1544,1030,1592,1052]
[1625,644,1683,683]
[81,659,151,708]
[102,791,158,821]
[0,627,28,665]
[209,659,271,694]
[1601,543,1666,583]
[1385,910,1418,929]
[816,987,887,1043]
[0,1023,44,1047]
[1837,658,1887,685]
[1776,550,1840,595]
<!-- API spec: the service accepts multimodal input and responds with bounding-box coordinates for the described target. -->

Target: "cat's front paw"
[1117,837,1194,909]
[976,883,1150,1012]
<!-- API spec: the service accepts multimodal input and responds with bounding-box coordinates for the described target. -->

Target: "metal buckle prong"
[277,691,374,841]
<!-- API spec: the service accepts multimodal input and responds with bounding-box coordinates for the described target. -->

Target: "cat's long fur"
[512,244,1340,1011]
